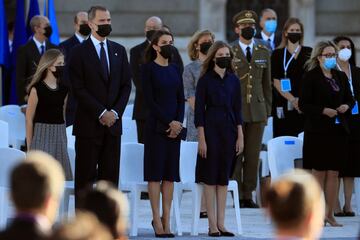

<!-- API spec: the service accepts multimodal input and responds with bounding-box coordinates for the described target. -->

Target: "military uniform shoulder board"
[257,44,269,50]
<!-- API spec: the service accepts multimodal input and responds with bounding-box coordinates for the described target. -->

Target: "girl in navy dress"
[195,41,243,236]
[142,30,184,238]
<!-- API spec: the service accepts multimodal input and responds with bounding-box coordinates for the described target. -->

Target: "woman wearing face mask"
[271,18,312,137]
[332,36,360,217]
[142,30,185,238]
[299,41,354,227]
[195,41,243,236]
[26,49,72,180]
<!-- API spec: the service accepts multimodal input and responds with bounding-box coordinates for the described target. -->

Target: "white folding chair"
[354,178,360,215]
[267,136,303,180]
[176,142,242,235]
[66,125,75,149]
[298,131,304,140]
[0,148,25,228]
[119,143,181,236]
[0,120,9,148]
[121,117,138,143]
[123,104,134,118]
[59,147,76,218]
[0,105,25,149]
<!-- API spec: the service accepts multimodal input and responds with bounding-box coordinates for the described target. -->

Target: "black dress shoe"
[208,231,221,237]
[200,211,208,218]
[165,233,175,238]
[151,221,168,238]
[240,199,259,208]
[141,192,149,200]
[219,229,235,237]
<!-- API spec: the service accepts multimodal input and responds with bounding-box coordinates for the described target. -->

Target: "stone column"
[289,0,315,46]
[199,0,228,41]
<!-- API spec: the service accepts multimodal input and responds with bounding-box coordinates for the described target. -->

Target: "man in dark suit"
[130,16,183,143]
[60,11,90,126]
[255,8,281,51]
[0,151,65,240]
[69,5,131,207]
[16,15,57,106]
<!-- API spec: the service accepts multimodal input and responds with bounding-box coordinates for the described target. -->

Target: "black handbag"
[156,121,187,140]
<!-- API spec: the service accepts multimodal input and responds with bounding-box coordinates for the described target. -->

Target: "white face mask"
[338,48,352,62]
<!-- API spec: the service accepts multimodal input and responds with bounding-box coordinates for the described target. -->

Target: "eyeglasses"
[321,53,337,58]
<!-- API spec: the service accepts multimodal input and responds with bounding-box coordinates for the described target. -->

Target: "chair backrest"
[120,143,144,184]
[121,117,138,143]
[66,125,75,149]
[267,136,303,180]
[0,148,26,187]
[67,147,76,177]
[180,141,198,183]
[123,104,134,118]
[0,105,25,147]
[262,117,273,145]
[298,131,304,141]
[0,120,9,148]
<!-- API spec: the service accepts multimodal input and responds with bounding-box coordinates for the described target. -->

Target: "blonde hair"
[26,49,63,97]
[278,18,304,49]
[305,41,338,71]
[187,30,215,61]
[266,169,324,230]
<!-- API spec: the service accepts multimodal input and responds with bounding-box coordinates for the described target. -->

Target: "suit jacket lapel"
[107,40,116,85]
[85,38,107,84]
[29,39,41,61]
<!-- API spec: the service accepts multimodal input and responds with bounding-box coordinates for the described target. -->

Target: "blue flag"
[26,0,40,38]
[10,0,27,104]
[0,0,10,69]
[45,0,60,45]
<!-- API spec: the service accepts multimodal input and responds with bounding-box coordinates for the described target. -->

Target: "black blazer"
[299,67,355,134]
[69,37,132,137]
[16,39,58,105]
[59,35,82,126]
[129,40,184,120]
[0,217,49,240]
[255,30,282,50]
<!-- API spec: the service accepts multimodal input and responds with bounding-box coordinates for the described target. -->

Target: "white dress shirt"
[75,32,87,43]
[33,37,46,54]
[261,31,275,50]
[238,39,254,56]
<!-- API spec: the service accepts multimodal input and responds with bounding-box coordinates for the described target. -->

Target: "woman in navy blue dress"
[142,30,184,238]
[195,41,243,236]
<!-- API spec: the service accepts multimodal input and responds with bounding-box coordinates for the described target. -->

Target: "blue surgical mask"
[264,20,277,34]
[323,57,337,70]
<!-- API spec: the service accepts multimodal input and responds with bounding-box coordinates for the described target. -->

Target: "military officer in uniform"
[231,10,272,208]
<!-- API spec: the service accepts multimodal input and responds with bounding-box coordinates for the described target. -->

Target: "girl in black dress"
[333,36,360,217]
[195,41,243,236]
[271,18,312,137]
[142,30,184,238]
[299,41,354,227]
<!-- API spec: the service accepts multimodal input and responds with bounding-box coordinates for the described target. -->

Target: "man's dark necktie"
[40,45,45,55]
[268,38,273,50]
[100,42,109,79]
[246,46,252,63]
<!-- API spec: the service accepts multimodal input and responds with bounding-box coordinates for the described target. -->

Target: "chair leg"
[129,188,140,237]
[172,184,182,236]
[191,184,202,236]
[354,178,360,215]
[0,189,6,228]
[230,182,243,235]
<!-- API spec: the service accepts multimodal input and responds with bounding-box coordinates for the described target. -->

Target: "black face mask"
[159,44,173,59]
[52,66,64,79]
[287,32,302,44]
[146,30,156,41]
[96,24,112,37]
[199,42,212,55]
[215,57,232,69]
[241,27,255,40]
[79,23,91,36]
[44,25,52,38]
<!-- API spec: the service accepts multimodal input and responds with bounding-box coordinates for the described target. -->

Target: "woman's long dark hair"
[200,41,234,77]
[144,30,173,63]
[333,35,356,66]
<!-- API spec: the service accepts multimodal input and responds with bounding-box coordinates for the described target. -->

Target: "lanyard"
[337,63,354,96]
[283,45,300,77]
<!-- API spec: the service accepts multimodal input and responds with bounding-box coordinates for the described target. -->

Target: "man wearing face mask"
[130,16,183,144]
[230,10,272,208]
[60,11,91,126]
[16,15,58,106]
[255,8,281,51]
[69,5,131,208]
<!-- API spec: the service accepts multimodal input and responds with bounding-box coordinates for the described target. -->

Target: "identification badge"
[276,107,285,119]
[280,78,291,92]
[352,101,359,115]
[335,117,340,124]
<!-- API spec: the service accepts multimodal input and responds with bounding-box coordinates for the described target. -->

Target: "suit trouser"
[135,120,146,144]
[74,130,120,208]
[232,121,265,200]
